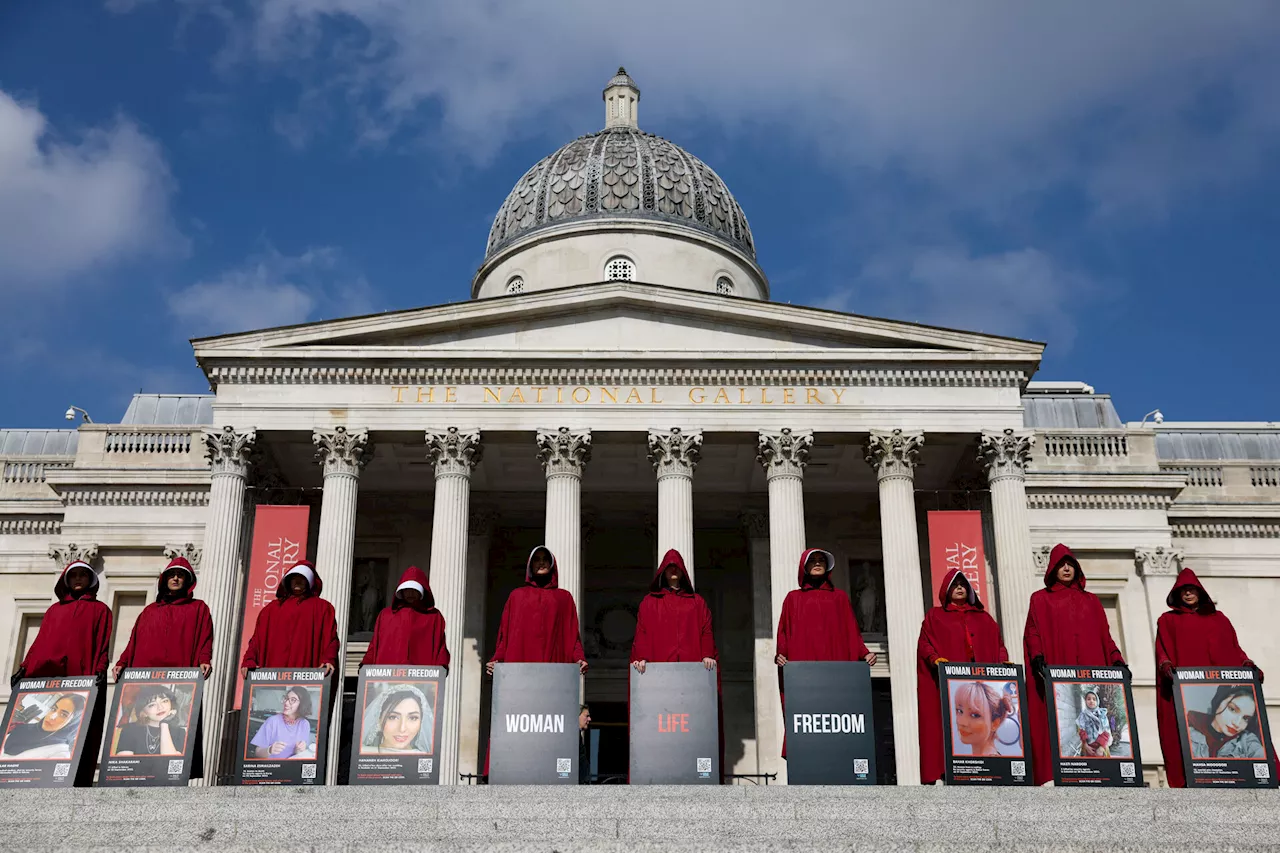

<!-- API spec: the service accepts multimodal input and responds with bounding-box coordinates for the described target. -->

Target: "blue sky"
[2,1,1278,428]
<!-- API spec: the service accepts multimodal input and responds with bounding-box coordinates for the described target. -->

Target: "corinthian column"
[647,428,702,580]
[757,427,812,784]
[425,427,483,785]
[537,428,591,617]
[312,426,372,784]
[979,428,1036,661]
[865,428,925,786]
[199,426,255,785]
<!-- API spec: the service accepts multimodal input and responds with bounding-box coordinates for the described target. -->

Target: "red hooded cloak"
[361,566,451,669]
[916,568,1009,784]
[115,557,213,670]
[490,546,585,665]
[1023,544,1125,784]
[20,560,113,678]
[1154,568,1269,786]
[240,560,340,669]
[631,550,717,664]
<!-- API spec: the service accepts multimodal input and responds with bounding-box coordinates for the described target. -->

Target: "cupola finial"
[603,66,640,129]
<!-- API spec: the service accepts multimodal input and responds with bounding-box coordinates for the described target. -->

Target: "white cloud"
[0,90,180,290]
[167,246,375,336]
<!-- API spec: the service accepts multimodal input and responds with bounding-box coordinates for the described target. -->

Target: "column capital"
[739,510,769,539]
[1135,546,1182,577]
[425,427,483,478]
[757,428,813,480]
[204,426,256,477]
[313,426,373,478]
[648,427,703,478]
[49,543,99,570]
[979,428,1035,482]
[1033,545,1053,574]
[865,429,923,482]
[163,543,203,572]
[536,427,592,478]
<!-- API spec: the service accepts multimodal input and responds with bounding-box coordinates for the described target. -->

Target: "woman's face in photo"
[142,695,172,723]
[282,690,302,719]
[955,690,994,747]
[42,697,76,732]
[1212,693,1256,738]
[1084,693,1099,709]
[381,698,422,749]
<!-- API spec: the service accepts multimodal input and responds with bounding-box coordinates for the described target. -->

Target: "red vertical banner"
[233,505,310,709]
[926,511,986,605]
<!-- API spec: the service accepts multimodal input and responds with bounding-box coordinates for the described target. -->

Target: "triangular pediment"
[193,282,1042,363]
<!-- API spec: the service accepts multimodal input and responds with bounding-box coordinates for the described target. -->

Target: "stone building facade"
[2,70,1277,786]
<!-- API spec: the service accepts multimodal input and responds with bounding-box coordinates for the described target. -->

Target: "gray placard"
[784,661,877,785]
[489,663,580,785]
[629,663,719,784]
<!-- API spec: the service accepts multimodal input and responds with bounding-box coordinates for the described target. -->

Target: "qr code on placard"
[301,763,317,779]
[418,758,433,774]
[53,763,71,778]
[697,758,713,773]
[1255,763,1271,779]
[556,758,571,773]
[1011,761,1026,777]
[167,759,184,774]
[1120,762,1136,778]
[853,759,869,775]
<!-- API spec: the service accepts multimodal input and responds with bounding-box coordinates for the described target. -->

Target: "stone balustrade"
[1030,428,1158,471]
[71,426,208,469]
[1161,460,1280,498]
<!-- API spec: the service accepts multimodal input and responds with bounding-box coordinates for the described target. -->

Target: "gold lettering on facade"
[389,385,855,406]
[650,388,663,404]
[601,387,619,404]
[625,388,643,404]
[417,386,435,404]
[761,387,774,404]
[783,388,796,404]
[483,387,502,403]
[831,388,845,404]
[557,387,565,404]
[572,387,591,403]
[445,387,457,403]
[533,386,549,403]
[806,388,822,404]
[713,388,731,404]
[508,387,526,404]
[393,386,407,403]
[738,388,750,404]
[690,387,706,404]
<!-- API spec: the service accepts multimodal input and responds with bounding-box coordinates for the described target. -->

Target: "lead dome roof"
[485,124,755,261]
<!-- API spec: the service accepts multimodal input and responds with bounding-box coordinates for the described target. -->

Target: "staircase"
[5,784,1279,851]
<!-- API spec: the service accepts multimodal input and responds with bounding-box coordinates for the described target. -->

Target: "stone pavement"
[3,784,1279,852]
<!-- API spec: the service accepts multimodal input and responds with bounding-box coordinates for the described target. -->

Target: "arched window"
[605,256,635,281]
[505,276,525,294]
[715,276,735,295]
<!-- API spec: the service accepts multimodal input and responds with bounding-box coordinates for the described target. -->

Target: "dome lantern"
[603,66,639,129]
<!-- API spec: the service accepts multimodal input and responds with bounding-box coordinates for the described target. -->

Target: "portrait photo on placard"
[359,681,437,756]
[243,683,321,761]
[1053,681,1134,759]
[109,683,196,757]
[1181,682,1268,760]
[949,678,1024,758]
[0,690,92,760]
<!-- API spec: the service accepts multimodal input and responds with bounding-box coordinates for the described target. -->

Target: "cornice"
[45,469,212,488]
[1172,520,1280,539]
[59,488,210,508]
[1026,492,1175,511]
[0,518,62,535]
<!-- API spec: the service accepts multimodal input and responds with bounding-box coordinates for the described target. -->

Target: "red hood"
[525,546,559,588]
[937,568,983,609]
[392,565,436,611]
[1044,543,1086,590]
[274,560,323,599]
[797,548,836,589]
[1166,567,1215,613]
[156,556,197,601]
[54,559,101,601]
[650,549,694,595]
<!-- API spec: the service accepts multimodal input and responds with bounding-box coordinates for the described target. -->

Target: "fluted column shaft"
[314,427,372,785]
[980,429,1036,662]
[458,509,496,778]
[647,428,702,580]
[866,429,926,786]
[538,428,591,617]
[426,427,482,785]
[742,511,782,778]
[198,426,255,785]
[757,428,813,785]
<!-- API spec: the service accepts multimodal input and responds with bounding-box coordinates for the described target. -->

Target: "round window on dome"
[604,256,635,282]
[506,276,525,294]
[715,276,735,296]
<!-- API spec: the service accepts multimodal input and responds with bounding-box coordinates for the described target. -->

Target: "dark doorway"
[586,700,629,783]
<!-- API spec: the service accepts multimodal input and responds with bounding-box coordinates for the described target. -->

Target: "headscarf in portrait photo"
[360,683,435,753]
[1,692,87,757]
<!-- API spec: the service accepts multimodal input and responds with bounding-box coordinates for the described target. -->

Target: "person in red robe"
[486,546,586,674]
[112,556,213,678]
[916,568,1009,784]
[1023,543,1126,784]
[630,549,717,672]
[15,560,112,684]
[240,560,339,677]
[774,548,876,758]
[361,566,450,669]
[1154,567,1270,787]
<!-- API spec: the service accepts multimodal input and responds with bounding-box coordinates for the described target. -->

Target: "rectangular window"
[1097,594,1125,657]
[109,592,149,675]
[12,613,42,676]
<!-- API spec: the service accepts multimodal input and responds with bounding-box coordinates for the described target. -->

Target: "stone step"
[3,786,1278,852]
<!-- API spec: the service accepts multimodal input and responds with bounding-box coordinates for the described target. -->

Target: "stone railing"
[1,458,73,484]
[1250,465,1280,488]
[1030,429,1157,471]
[105,429,194,454]
[1160,460,1280,500]
[72,426,208,470]
[1041,431,1129,459]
